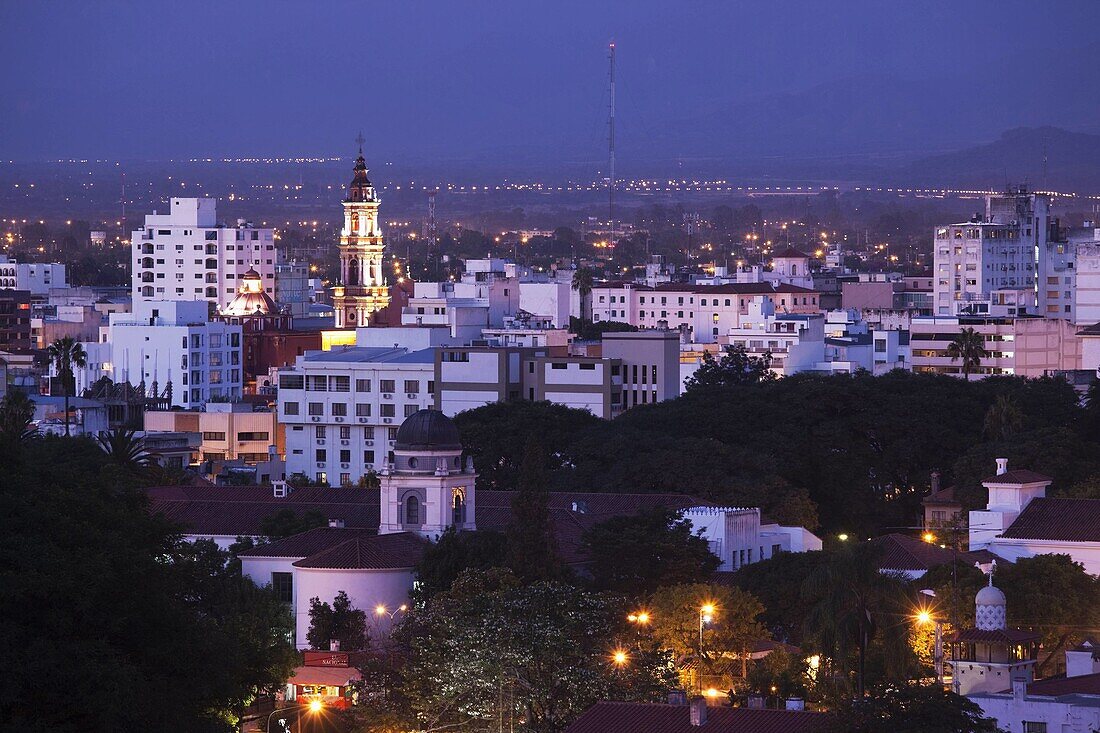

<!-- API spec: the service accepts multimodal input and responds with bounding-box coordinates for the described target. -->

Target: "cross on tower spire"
[355,131,365,155]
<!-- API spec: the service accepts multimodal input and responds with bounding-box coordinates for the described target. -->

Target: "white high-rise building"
[132,197,277,312]
[73,300,243,409]
[932,187,1071,318]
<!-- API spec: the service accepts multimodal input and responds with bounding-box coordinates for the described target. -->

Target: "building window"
[355,378,371,392]
[340,472,351,486]
[308,402,323,416]
[381,404,395,418]
[315,449,326,462]
[331,375,350,392]
[284,401,299,415]
[271,572,293,604]
[1024,724,1048,733]
[332,403,347,417]
[404,380,419,394]
[405,496,419,524]
[201,432,226,441]
[356,403,370,417]
[364,450,375,463]
[280,374,304,390]
[316,426,326,439]
[404,404,418,418]
[340,426,350,439]
[380,379,396,393]
[237,432,269,441]
[339,449,350,462]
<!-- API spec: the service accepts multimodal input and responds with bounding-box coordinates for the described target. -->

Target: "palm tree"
[571,267,594,325]
[0,389,37,445]
[802,543,913,697]
[983,393,1024,440]
[946,327,987,380]
[46,336,88,437]
[96,428,152,469]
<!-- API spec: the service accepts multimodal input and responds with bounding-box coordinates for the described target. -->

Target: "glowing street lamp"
[699,603,716,650]
[375,603,408,620]
[627,611,650,625]
[916,589,945,687]
[612,649,629,667]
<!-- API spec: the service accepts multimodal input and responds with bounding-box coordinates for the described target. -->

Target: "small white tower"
[951,565,1038,695]
[378,409,476,540]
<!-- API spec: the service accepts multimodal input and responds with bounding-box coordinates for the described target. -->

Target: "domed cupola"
[346,151,376,203]
[394,409,462,452]
[975,573,1008,631]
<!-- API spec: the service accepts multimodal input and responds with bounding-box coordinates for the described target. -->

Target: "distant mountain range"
[895,127,1100,194]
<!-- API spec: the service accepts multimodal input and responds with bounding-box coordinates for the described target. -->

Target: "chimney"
[996,458,1009,476]
[329,639,340,652]
[1012,675,1027,700]
[667,690,688,706]
[328,518,345,528]
[688,696,707,726]
[930,471,941,494]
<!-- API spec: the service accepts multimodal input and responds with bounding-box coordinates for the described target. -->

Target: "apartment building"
[592,282,820,344]
[910,315,1079,378]
[602,329,681,407]
[73,300,242,408]
[0,255,67,296]
[144,402,285,464]
[277,347,436,485]
[131,197,276,311]
[931,188,1075,319]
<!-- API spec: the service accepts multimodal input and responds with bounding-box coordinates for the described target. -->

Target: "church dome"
[221,268,276,317]
[394,409,462,452]
[975,580,1008,631]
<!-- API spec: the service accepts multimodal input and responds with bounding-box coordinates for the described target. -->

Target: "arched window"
[405,496,419,525]
[452,488,466,525]
[347,258,359,286]
[790,264,798,276]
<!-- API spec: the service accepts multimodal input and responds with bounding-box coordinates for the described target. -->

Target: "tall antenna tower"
[426,190,437,280]
[607,42,616,248]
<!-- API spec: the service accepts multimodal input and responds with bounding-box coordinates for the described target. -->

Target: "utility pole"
[607,42,616,248]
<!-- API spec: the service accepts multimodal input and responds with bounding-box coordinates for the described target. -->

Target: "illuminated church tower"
[332,139,390,328]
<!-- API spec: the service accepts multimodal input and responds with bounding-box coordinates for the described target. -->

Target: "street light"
[916,589,945,688]
[612,649,629,667]
[375,603,408,620]
[699,603,715,651]
[627,610,650,625]
[267,699,323,733]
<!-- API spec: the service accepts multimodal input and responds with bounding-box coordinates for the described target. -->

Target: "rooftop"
[982,469,1054,485]
[301,346,435,364]
[565,702,829,733]
[1002,497,1100,542]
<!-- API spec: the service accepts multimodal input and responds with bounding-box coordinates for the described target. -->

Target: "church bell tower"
[332,135,390,328]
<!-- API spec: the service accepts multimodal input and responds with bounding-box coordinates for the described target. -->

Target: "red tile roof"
[146,484,380,537]
[948,628,1040,643]
[564,702,829,733]
[292,532,429,570]
[239,527,377,558]
[1001,497,1100,542]
[982,469,1053,485]
[870,533,955,572]
[1025,672,1100,697]
[923,486,959,505]
[288,665,362,687]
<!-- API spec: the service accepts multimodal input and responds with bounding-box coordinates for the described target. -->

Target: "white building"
[932,188,1073,319]
[970,459,1100,575]
[73,300,242,409]
[277,347,436,486]
[132,197,276,312]
[681,506,822,572]
[0,255,67,296]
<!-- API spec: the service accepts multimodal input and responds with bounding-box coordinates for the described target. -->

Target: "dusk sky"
[3,1,1099,166]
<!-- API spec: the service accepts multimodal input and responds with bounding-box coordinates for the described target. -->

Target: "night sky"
[2,1,1098,165]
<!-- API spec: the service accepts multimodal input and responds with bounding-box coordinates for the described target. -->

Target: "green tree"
[982,393,1023,440]
[946,327,987,380]
[745,647,808,700]
[998,554,1100,675]
[730,550,829,644]
[1,439,297,732]
[828,684,1000,733]
[506,438,564,582]
[46,335,88,438]
[0,388,36,447]
[684,344,776,392]
[648,583,767,681]
[802,543,914,697]
[571,267,595,325]
[583,507,720,596]
[259,508,327,540]
[306,590,368,652]
[96,428,152,469]
[413,526,509,601]
[398,569,676,733]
